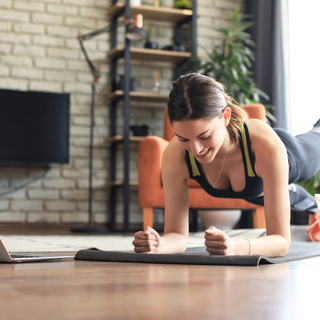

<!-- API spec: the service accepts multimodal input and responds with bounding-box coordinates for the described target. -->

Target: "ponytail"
[224,94,248,143]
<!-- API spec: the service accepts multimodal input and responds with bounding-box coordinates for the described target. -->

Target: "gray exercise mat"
[74,226,320,266]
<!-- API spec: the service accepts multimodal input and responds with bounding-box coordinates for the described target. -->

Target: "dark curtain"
[244,0,290,129]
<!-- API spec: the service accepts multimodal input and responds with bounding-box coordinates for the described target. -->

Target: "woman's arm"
[205,120,291,257]
[252,120,291,256]
[132,137,191,254]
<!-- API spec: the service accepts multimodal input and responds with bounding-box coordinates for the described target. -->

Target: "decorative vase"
[144,41,158,49]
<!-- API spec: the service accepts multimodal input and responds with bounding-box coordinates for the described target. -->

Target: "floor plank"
[0,224,317,319]
[0,256,319,320]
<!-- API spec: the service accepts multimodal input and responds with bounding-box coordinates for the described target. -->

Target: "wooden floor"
[0,225,319,320]
[1,254,320,319]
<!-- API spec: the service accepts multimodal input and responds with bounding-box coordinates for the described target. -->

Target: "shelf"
[107,47,191,63]
[107,1,197,232]
[107,90,168,102]
[110,181,139,187]
[106,135,144,144]
[107,3,193,23]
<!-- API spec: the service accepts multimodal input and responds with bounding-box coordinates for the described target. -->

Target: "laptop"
[0,237,74,263]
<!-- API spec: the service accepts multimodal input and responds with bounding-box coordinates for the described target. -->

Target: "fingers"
[132,226,160,253]
[204,226,224,239]
[147,226,161,244]
[204,226,229,255]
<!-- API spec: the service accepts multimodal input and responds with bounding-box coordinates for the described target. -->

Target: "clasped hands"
[132,226,237,255]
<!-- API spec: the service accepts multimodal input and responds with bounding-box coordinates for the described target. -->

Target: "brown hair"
[167,73,248,143]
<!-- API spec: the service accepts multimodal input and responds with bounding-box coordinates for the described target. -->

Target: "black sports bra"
[185,122,263,199]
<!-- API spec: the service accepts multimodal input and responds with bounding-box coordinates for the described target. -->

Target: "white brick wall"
[0,0,243,226]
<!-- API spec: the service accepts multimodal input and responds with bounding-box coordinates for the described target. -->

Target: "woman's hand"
[132,226,161,254]
[204,226,238,255]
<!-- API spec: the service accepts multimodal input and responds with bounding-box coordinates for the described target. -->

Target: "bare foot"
[307,194,320,241]
[315,194,320,215]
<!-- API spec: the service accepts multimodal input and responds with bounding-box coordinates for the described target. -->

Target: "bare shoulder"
[245,119,288,176]
[162,136,190,181]
[245,119,283,147]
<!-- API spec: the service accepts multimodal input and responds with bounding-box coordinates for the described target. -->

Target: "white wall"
[0,0,243,227]
[288,1,320,136]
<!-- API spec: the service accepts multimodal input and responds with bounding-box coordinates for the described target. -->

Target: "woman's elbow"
[277,236,291,257]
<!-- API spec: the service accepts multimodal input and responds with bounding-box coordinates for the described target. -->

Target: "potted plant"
[188,8,275,122]
[298,171,320,196]
[144,26,158,49]
[174,0,192,9]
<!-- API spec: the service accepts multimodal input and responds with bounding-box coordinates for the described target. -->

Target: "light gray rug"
[0,228,265,253]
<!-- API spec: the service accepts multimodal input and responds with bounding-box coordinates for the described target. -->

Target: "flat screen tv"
[0,89,70,164]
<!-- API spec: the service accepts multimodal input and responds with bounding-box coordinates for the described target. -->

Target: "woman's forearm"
[235,234,290,257]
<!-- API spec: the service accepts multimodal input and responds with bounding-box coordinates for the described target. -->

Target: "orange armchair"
[138,104,267,230]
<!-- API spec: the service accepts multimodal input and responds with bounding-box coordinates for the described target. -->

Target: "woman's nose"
[190,141,202,155]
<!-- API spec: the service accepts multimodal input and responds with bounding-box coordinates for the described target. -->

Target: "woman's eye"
[200,135,211,141]
[179,139,188,143]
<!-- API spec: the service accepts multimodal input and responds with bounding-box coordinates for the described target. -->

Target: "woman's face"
[172,112,229,164]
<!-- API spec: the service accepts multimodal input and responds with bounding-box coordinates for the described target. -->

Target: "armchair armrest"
[138,136,169,208]
[243,103,267,122]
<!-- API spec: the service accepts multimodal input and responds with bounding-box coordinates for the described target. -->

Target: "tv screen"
[0,89,70,164]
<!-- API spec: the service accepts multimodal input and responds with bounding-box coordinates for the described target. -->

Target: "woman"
[132,73,320,257]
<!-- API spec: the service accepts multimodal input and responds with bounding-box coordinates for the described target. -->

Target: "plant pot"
[144,42,158,49]
[198,210,242,231]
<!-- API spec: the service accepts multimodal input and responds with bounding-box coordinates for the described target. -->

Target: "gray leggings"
[247,122,320,214]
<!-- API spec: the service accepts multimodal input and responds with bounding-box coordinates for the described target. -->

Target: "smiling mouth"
[197,148,210,157]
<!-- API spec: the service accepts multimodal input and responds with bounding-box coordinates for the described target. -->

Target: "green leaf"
[190,8,270,118]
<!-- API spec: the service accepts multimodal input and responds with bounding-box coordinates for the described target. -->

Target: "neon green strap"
[239,123,255,178]
[188,152,201,177]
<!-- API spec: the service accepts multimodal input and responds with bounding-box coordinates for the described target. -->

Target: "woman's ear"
[223,107,232,126]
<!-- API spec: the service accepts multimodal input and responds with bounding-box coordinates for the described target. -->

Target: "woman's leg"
[271,121,320,213]
[245,184,318,213]
[274,121,320,184]
[288,183,318,213]
[276,121,320,240]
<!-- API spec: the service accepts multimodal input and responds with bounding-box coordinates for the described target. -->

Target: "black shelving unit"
[108,0,198,231]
